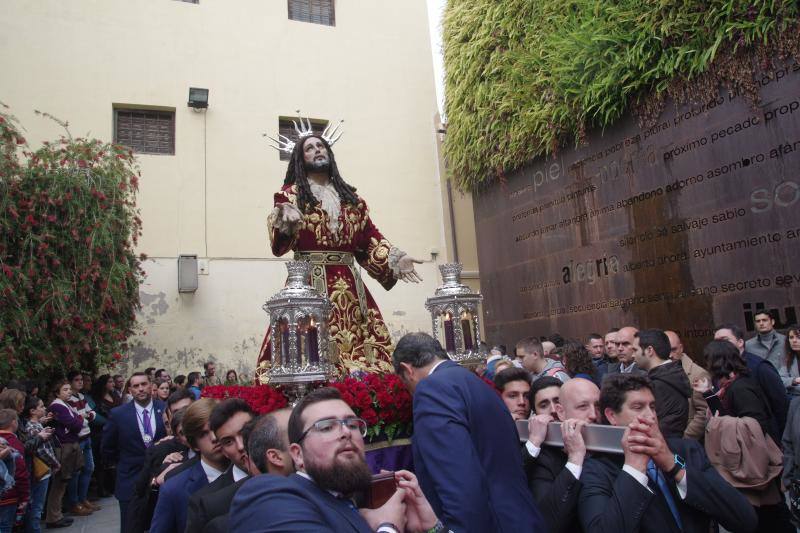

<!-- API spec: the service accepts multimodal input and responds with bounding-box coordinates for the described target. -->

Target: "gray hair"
[248,411,290,474]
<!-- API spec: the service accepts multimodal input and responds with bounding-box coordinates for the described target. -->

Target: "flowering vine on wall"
[0,105,145,380]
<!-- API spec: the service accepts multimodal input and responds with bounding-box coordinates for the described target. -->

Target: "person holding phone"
[45,380,85,528]
[579,373,758,533]
[22,396,61,532]
[698,340,794,532]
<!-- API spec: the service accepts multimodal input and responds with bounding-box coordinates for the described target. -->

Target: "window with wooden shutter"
[277,117,328,161]
[288,0,335,27]
[114,108,175,155]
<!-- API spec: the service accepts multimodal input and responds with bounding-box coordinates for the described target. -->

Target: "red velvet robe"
[257,183,397,376]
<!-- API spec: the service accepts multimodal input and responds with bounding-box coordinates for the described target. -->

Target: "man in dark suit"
[187,408,294,533]
[526,377,599,533]
[578,373,758,533]
[184,399,255,533]
[393,332,544,533]
[614,326,648,376]
[127,389,196,533]
[230,387,439,533]
[101,372,167,533]
[149,398,229,533]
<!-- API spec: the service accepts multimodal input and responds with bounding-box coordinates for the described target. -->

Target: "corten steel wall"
[474,61,800,358]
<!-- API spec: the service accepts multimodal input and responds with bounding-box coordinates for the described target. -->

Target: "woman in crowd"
[224,370,239,386]
[702,340,775,440]
[45,380,86,527]
[22,396,60,533]
[89,375,117,498]
[561,341,599,385]
[701,339,794,532]
[154,379,171,402]
[780,327,800,396]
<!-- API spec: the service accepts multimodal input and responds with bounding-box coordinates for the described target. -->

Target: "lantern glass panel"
[460,311,474,350]
[277,317,290,365]
[440,312,456,353]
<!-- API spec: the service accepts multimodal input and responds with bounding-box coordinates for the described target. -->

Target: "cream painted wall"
[1,0,444,377]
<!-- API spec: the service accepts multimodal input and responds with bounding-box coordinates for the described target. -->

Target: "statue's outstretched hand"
[275,202,303,235]
[398,255,423,283]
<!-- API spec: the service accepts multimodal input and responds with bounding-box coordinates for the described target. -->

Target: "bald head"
[665,330,683,361]
[556,378,600,423]
[616,326,639,364]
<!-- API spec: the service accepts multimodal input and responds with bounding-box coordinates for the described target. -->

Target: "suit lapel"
[189,459,209,491]
[294,475,369,533]
[154,400,167,440]
[124,403,146,450]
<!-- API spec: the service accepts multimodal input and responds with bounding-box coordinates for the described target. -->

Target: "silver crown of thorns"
[264,110,344,155]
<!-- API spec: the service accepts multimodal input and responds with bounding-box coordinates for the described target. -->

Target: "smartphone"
[364,472,396,509]
[516,420,626,454]
[704,394,723,416]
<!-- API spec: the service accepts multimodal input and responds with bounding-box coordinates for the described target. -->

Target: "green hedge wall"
[443,0,800,190]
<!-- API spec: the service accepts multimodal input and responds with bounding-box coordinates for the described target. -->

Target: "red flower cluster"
[201,385,288,414]
[329,373,413,441]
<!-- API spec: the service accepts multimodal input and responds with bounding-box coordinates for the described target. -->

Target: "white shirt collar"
[296,471,344,498]
[200,458,224,484]
[428,359,448,375]
[232,465,249,482]
[134,400,154,414]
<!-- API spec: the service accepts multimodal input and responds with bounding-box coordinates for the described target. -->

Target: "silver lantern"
[257,261,333,401]
[425,263,484,367]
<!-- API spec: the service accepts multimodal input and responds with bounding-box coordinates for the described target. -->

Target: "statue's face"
[302,137,329,171]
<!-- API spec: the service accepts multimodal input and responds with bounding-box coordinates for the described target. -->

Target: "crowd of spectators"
[0,361,241,531]
[1,309,799,532]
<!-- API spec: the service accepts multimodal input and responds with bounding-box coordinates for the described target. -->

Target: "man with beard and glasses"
[230,387,439,533]
[256,120,423,377]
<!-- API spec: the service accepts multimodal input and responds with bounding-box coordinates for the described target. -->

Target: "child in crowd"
[0,409,29,533]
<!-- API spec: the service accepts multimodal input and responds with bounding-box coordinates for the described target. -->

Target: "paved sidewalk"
[50,497,119,533]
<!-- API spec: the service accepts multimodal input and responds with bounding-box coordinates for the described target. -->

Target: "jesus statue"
[257,116,422,376]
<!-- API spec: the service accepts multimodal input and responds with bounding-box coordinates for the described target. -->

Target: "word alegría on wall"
[474,60,800,354]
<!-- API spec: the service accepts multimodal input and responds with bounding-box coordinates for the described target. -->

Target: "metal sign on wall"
[474,61,800,357]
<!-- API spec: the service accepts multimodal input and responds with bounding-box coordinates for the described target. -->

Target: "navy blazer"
[229,473,373,533]
[412,360,544,532]
[101,400,166,502]
[149,458,209,533]
[579,437,758,533]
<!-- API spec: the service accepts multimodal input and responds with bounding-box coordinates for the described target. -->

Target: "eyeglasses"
[297,417,368,443]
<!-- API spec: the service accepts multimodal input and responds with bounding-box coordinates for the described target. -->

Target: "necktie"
[337,494,359,514]
[647,460,683,531]
[142,408,153,447]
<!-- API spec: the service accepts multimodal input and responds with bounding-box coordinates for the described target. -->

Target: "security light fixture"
[188,88,209,109]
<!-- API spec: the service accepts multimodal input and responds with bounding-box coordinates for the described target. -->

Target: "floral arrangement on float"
[201,384,289,414]
[201,372,413,443]
[328,373,413,442]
